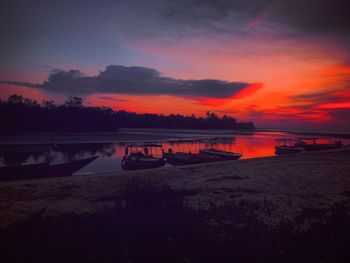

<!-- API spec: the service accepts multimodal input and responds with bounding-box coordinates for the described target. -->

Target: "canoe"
[199,148,242,160]
[0,155,99,181]
[121,154,166,170]
[275,146,305,155]
[121,144,166,170]
[163,152,222,166]
[275,137,343,155]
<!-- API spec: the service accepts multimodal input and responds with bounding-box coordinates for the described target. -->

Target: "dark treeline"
[0,95,255,134]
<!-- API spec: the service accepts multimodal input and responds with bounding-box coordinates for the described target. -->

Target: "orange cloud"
[321,63,350,77]
[318,101,350,109]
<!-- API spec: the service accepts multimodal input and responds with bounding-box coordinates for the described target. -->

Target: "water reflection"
[1,132,349,175]
[0,143,117,166]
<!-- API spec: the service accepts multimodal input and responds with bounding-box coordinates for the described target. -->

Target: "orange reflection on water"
[155,132,291,159]
[78,132,350,174]
[109,132,350,166]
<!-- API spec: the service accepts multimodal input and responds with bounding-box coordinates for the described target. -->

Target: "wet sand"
[1,146,350,226]
[1,147,350,262]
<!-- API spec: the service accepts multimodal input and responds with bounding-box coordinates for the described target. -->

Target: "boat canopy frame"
[124,144,164,157]
[296,137,335,145]
[275,138,299,146]
[125,143,163,148]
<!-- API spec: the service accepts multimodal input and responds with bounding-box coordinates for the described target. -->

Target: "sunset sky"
[1,0,350,131]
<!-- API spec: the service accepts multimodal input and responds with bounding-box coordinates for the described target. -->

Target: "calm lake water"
[1,131,349,175]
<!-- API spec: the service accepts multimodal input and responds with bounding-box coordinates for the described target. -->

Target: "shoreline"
[0,128,349,147]
[1,147,350,261]
[257,128,350,139]
[0,129,254,146]
[1,146,350,227]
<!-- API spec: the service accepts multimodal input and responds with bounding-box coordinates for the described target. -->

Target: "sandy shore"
[1,147,350,262]
[1,146,350,227]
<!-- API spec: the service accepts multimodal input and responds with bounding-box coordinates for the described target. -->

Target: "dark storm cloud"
[269,0,350,34]
[1,0,349,48]
[127,0,272,38]
[159,0,268,29]
[156,0,350,37]
[0,65,249,98]
[1,0,349,66]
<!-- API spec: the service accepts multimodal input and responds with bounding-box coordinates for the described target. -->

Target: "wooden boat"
[275,138,306,155]
[0,144,54,154]
[0,155,99,181]
[294,137,343,152]
[275,137,343,155]
[199,148,242,160]
[121,144,166,170]
[163,151,222,166]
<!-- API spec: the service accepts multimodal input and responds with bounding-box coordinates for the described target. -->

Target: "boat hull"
[163,152,222,166]
[121,156,166,170]
[295,144,342,152]
[275,146,305,155]
[199,149,242,160]
[0,156,99,181]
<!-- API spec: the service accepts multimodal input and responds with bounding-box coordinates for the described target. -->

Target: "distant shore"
[1,128,349,147]
[257,128,350,139]
[0,128,255,146]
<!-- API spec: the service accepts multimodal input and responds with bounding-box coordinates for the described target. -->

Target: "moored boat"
[275,138,306,155]
[163,151,221,166]
[275,137,343,155]
[121,144,166,170]
[0,155,99,181]
[294,137,343,152]
[199,148,242,160]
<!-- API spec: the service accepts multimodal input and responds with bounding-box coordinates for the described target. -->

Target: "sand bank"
[1,146,350,227]
[1,147,350,262]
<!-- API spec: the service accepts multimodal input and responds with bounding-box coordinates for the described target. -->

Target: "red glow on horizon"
[0,83,47,102]
[318,101,350,109]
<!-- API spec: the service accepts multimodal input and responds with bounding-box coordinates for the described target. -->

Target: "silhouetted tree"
[0,94,255,135]
[8,94,24,104]
[24,98,39,107]
[64,96,83,107]
[42,100,56,109]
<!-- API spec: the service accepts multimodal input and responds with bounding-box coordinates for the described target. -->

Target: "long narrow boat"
[121,144,166,170]
[199,148,242,160]
[275,137,343,155]
[0,155,99,181]
[275,138,306,155]
[294,137,343,152]
[163,151,222,166]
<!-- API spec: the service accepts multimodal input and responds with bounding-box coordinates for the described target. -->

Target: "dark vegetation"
[0,94,255,134]
[1,180,350,263]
